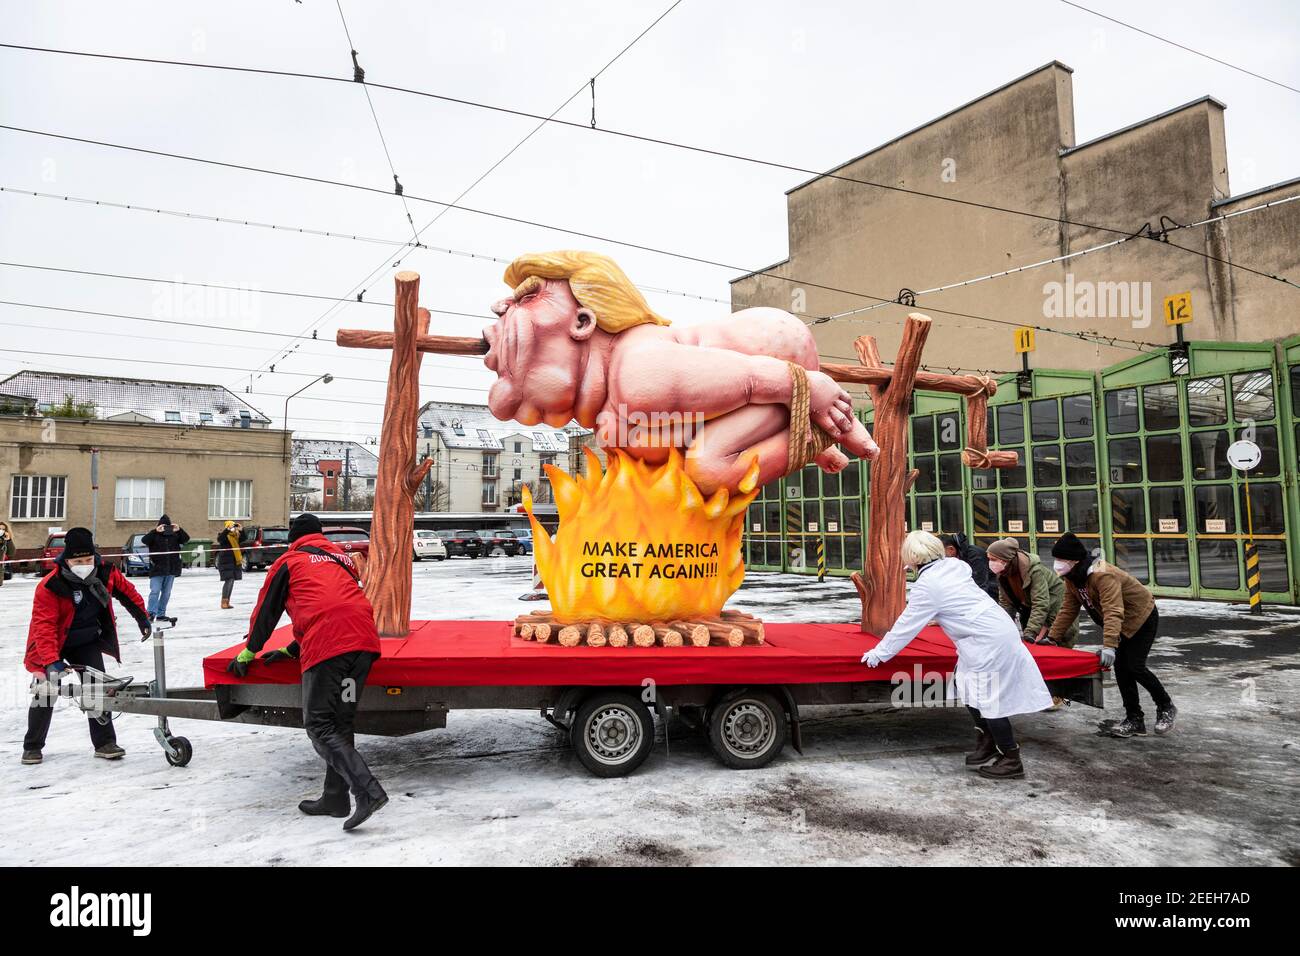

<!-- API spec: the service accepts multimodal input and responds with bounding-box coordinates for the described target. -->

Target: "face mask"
[988,558,1007,575]
[71,564,94,579]
[1053,559,1076,575]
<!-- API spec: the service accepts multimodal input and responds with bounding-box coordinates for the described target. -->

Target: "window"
[1186,377,1226,427]
[114,478,164,520]
[326,469,334,478]
[482,481,497,504]
[1064,442,1096,486]
[1030,399,1059,442]
[513,468,522,481]
[1031,445,1061,486]
[325,488,334,497]
[199,412,213,425]
[513,441,522,453]
[482,453,498,478]
[1105,388,1139,434]
[1231,371,1274,421]
[1237,425,1280,477]
[238,410,251,429]
[997,405,1024,445]
[1062,395,1094,438]
[477,429,493,442]
[1107,437,1142,484]
[1142,383,1180,431]
[911,416,935,453]
[209,479,252,520]
[165,410,181,423]
[1189,430,1231,481]
[1146,434,1183,482]
[9,474,67,520]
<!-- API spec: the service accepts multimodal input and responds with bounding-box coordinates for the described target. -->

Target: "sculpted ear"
[570,307,597,341]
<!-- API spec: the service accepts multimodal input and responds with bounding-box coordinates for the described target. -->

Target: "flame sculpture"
[522,448,760,624]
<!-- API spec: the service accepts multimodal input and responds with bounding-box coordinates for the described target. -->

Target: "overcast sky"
[2,0,1297,443]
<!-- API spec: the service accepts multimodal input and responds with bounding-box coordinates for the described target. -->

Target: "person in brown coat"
[0,520,15,587]
[1048,532,1176,738]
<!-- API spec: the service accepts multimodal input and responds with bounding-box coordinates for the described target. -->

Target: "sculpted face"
[484,277,596,426]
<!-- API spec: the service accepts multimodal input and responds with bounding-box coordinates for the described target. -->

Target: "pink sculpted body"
[483,264,878,495]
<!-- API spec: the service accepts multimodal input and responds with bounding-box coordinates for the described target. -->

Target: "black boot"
[977,745,1025,780]
[965,729,999,767]
[299,794,350,818]
[343,787,389,832]
[1107,715,1147,738]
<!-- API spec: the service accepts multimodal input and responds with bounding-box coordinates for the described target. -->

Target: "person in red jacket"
[226,513,386,831]
[23,527,151,765]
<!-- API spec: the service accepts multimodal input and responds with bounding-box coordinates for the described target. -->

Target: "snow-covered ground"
[2,558,1298,866]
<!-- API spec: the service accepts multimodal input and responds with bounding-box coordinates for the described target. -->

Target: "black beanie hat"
[289,513,323,543]
[1051,531,1088,562]
[63,527,96,559]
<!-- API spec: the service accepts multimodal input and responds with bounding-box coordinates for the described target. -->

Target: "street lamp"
[283,373,333,518]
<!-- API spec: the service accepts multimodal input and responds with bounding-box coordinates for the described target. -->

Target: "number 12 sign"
[1164,292,1192,326]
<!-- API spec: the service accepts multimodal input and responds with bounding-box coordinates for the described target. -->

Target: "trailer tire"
[165,736,193,768]
[707,689,787,770]
[571,691,654,778]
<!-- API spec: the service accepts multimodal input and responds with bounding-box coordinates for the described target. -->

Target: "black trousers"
[1115,606,1171,720]
[300,650,384,802]
[25,643,116,751]
[967,706,1016,751]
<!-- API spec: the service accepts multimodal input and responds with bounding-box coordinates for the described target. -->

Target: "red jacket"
[244,533,380,672]
[25,560,151,673]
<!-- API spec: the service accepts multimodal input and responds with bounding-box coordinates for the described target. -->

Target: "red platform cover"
[203,620,1100,689]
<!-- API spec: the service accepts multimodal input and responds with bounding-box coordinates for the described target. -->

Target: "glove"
[861,649,884,668]
[45,661,67,681]
[139,619,153,639]
[260,645,298,665]
[1098,646,1116,668]
[226,647,256,678]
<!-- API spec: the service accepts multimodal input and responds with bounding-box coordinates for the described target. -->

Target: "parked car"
[321,525,370,559]
[240,525,290,570]
[40,533,66,573]
[413,529,448,561]
[121,533,151,576]
[437,529,484,558]
[495,528,532,555]
[479,529,524,557]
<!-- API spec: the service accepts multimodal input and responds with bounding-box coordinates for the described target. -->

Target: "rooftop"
[291,439,380,478]
[418,401,586,452]
[0,370,272,428]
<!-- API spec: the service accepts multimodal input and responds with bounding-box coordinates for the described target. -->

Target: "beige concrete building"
[1,371,288,557]
[730,62,1300,375]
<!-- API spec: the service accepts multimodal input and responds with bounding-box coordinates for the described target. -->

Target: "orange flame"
[522,448,760,624]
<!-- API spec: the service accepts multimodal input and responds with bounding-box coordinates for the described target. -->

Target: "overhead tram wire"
[4,122,1293,321]
[4,178,1288,348]
[239,0,686,385]
[1,39,1295,290]
[332,0,420,246]
[815,192,1300,323]
[0,185,729,305]
[1059,1,1300,96]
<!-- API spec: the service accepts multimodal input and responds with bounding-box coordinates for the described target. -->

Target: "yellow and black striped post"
[1243,475,1262,614]
[816,537,826,583]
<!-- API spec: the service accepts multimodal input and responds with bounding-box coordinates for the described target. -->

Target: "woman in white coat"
[862,530,1052,779]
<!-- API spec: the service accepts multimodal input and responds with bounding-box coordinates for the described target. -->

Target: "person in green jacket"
[986,537,1078,648]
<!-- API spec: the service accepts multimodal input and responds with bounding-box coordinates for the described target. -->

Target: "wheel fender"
[777,686,803,755]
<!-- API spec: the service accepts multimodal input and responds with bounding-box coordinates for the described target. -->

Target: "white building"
[416,402,592,513]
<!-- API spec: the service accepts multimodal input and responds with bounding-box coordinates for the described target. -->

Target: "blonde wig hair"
[901,530,946,569]
[503,250,670,334]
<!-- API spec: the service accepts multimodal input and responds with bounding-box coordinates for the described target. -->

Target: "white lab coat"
[873,557,1052,719]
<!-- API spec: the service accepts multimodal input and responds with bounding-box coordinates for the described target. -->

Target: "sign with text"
[1163,292,1192,326]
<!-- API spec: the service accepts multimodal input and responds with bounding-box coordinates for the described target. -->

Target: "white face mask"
[1053,559,1076,575]
[71,564,95,579]
[988,558,1007,575]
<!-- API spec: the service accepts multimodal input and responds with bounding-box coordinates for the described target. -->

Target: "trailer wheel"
[164,736,193,768]
[571,692,653,778]
[707,690,787,770]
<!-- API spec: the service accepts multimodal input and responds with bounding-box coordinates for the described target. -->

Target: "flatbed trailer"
[82,619,1103,777]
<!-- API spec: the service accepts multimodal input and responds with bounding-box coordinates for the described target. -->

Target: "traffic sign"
[1013,327,1035,353]
[1227,439,1261,472]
